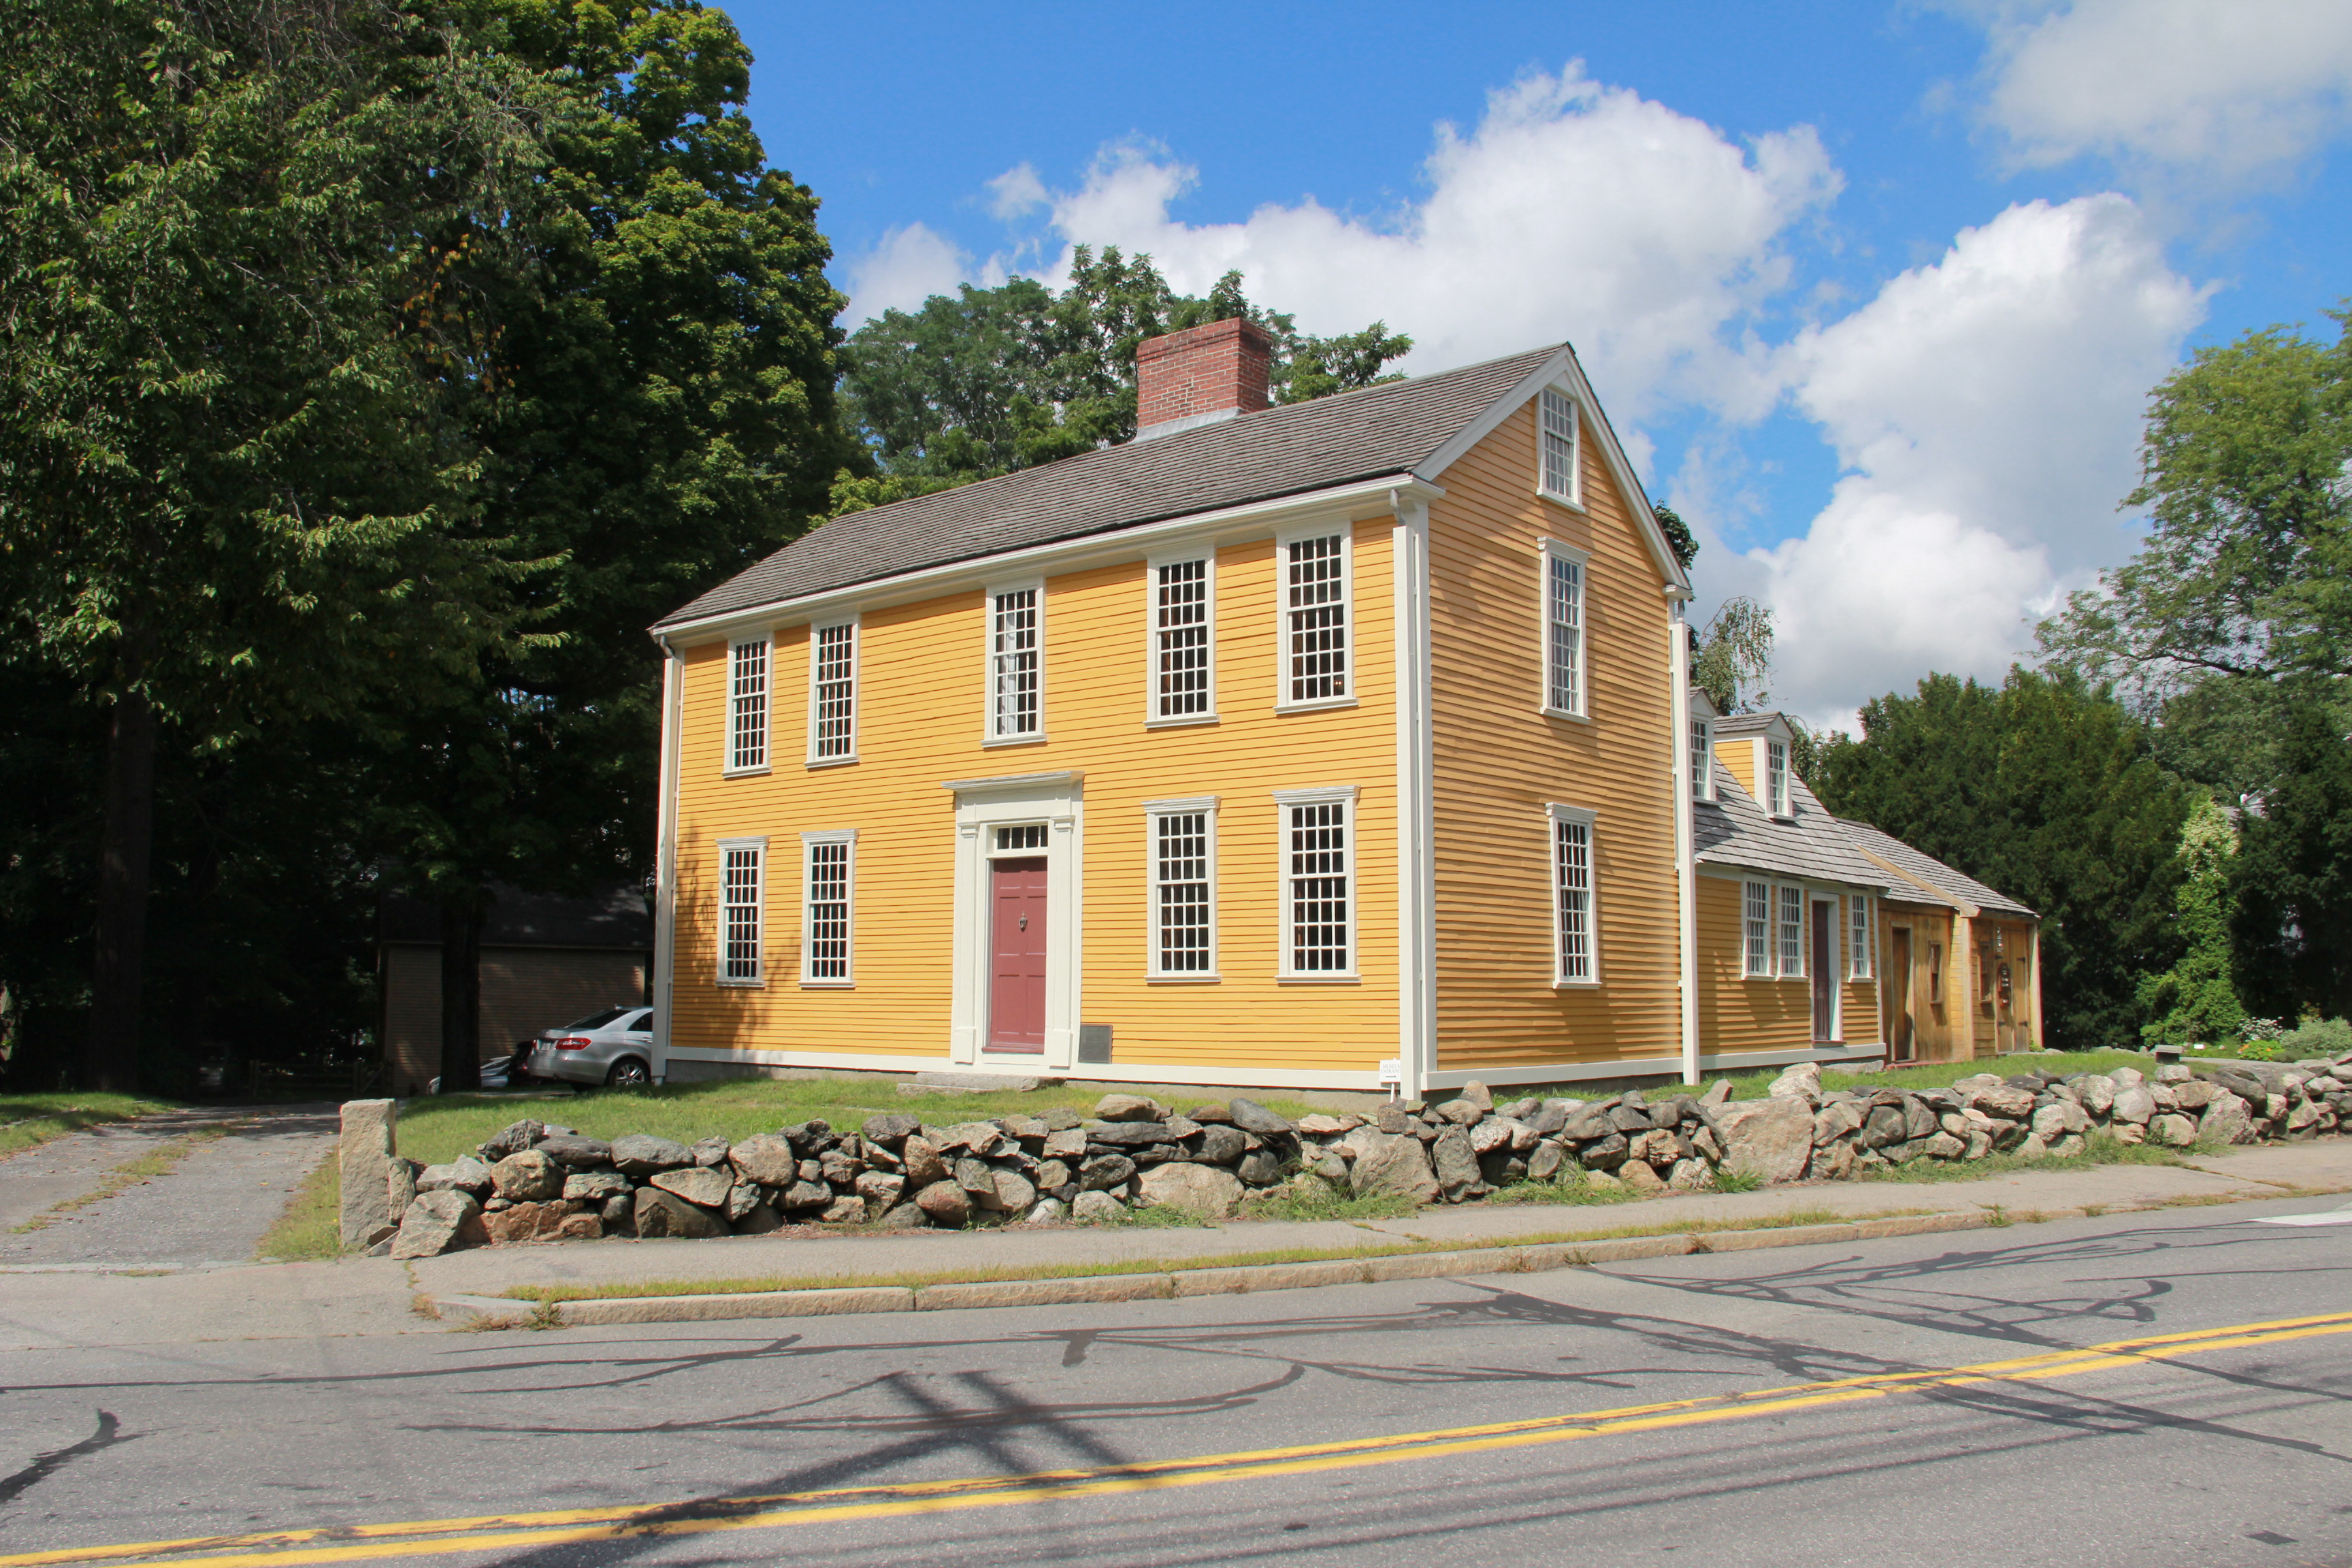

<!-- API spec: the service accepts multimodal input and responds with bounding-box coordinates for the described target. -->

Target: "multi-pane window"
[810,621,857,762]
[1848,895,1874,981]
[1778,885,1806,977]
[994,823,1047,851]
[990,587,1041,738]
[1279,793,1354,974]
[1766,738,1791,816]
[719,840,764,983]
[728,638,770,772]
[1539,387,1579,501]
[1742,881,1771,977]
[1544,545,1585,715]
[802,835,853,983]
[1282,534,1349,704]
[1154,559,1213,719]
[1690,719,1714,800]
[1550,810,1595,983]
[1149,807,1215,976]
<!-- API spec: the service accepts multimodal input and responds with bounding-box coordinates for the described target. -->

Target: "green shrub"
[2279,1017,2352,1059]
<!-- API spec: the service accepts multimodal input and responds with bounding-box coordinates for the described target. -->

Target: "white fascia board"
[1420,1042,1886,1090]
[662,1045,1390,1091]
[653,473,1446,647]
[1694,861,1895,898]
[1412,344,1692,597]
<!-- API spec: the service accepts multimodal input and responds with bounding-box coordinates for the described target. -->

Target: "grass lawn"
[391,1079,1337,1169]
[0,1091,178,1159]
[256,1153,342,1261]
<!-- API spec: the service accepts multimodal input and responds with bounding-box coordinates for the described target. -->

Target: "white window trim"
[1143,551,1218,728]
[1537,385,1584,510]
[1849,893,1875,981]
[723,634,773,777]
[985,820,1051,858]
[1778,883,1807,980]
[1742,879,1772,980]
[715,834,768,987]
[1763,736,1792,819]
[1546,803,1600,988]
[1144,794,1220,981]
[1273,523,1356,714]
[1539,538,1590,721]
[804,615,860,768]
[1690,718,1715,802]
[1273,785,1360,980]
[983,579,1046,746]
[798,830,856,987]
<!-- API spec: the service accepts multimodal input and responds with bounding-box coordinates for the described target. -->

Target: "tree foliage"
[1810,669,2195,1050]
[2231,692,2352,1024]
[836,247,1411,490]
[2042,314,2352,695]
[2136,797,2246,1045]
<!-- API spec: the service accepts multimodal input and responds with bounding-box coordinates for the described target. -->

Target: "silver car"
[532,1006,656,1088]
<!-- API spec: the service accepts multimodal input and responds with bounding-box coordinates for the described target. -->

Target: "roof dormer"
[1711,710,1796,820]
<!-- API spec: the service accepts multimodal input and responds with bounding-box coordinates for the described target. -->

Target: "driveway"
[0,1104,338,1270]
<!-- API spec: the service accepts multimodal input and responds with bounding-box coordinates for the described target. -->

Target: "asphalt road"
[3,1196,2347,1568]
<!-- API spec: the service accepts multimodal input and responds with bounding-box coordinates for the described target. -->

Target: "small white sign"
[1378,1057,1403,1087]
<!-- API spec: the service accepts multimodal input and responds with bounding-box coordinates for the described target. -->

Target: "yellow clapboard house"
[646,320,1976,1094]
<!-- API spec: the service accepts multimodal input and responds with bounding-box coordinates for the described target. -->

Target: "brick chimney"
[1134,317,1273,440]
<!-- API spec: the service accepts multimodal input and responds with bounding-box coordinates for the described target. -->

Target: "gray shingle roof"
[1834,819,2038,919]
[654,345,1563,631]
[1694,762,1891,888]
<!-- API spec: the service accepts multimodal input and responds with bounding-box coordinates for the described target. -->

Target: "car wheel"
[605,1056,651,1089]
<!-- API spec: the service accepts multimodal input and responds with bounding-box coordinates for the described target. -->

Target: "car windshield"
[560,1007,634,1031]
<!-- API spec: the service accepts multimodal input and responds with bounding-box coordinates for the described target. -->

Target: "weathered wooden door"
[988,857,1048,1052]
[1890,928,1915,1061]
[1810,900,1835,1043]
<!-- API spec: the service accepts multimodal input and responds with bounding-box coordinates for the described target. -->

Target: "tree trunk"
[436,888,487,1094]
[86,689,157,1092]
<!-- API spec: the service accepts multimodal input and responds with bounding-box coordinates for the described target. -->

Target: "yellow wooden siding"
[668,523,1401,1075]
[1693,875,1810,1051]
[1713,738,1757,800]
[1426,402,1681,1069]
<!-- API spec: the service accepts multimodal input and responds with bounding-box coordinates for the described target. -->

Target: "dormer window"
[1690,717,1713,802]
[1766,738,1790,817]
[1538,388,1580,504]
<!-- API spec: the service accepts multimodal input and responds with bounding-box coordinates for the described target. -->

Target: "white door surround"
[943,771,1083,1071]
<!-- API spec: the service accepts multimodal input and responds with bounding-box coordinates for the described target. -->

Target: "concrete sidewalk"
[6,1142,2345,1350]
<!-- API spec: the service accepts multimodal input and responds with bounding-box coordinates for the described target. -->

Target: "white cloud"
[1734,196,2206,725]
[841,223,967,326]
[1016,66,1840,417]
[985,163,1048,221]
[1977,0,2352,181]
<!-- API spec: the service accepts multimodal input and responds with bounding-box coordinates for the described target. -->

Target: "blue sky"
[730,1,2352,723]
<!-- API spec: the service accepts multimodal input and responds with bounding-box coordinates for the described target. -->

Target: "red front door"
[989,858,1048,1052]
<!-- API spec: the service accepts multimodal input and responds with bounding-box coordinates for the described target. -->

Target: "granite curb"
[427,1207,2010,1328]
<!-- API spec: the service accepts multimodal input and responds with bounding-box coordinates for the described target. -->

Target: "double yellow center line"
[12,1309,2347,1568]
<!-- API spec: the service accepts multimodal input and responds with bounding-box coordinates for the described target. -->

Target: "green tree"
[1690,598,1776,715]
[380,0,850,1090]
[838,247,1411,487]
[1810,668,2195,1049]
[0,0,555,1089]
[2232,692,2352,1022]
[2136,796,2247,1045]
[2042,313,2351,693]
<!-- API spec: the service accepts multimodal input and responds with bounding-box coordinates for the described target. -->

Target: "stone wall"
[381,1053,2352,1258]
